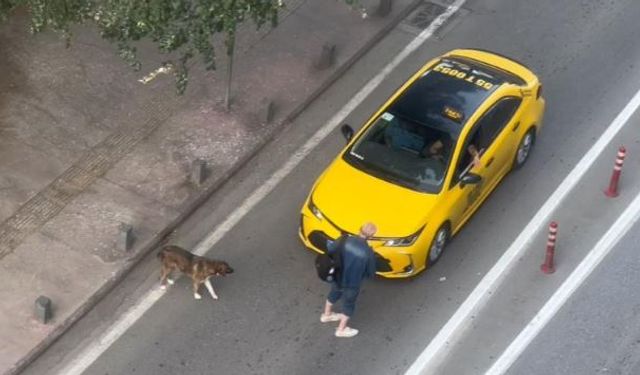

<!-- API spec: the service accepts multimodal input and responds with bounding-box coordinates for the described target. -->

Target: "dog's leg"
[204,277,219,300]
[193,280,202,300]
[160,265,171,290]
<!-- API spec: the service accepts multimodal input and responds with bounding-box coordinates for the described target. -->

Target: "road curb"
[7,3,421,374]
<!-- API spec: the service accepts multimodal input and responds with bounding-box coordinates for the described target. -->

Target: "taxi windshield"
[344,112,457,193]
[343,58,501,193]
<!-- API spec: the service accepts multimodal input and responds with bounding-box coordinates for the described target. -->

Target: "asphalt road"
[432,109,640,375]
[21,0,640,374]
[509,221,640,375]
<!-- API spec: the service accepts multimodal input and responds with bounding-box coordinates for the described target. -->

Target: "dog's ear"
[215,262,233,276]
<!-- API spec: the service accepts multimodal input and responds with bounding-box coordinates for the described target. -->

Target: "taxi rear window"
[387,58,503,137]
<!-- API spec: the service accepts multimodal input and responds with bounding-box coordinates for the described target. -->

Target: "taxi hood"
[312,158,438,238]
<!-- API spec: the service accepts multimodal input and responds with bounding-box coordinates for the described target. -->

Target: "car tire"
[426,223,450,267]
[512,127,536,170]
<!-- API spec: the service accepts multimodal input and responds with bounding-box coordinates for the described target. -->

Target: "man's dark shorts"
[327,283,360,317]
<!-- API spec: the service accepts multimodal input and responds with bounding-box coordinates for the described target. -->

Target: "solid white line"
[485,189,640,375]
[55,3,467,374]
[405,86,640,375]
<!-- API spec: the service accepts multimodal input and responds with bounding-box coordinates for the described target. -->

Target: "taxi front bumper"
[299,209,423,278]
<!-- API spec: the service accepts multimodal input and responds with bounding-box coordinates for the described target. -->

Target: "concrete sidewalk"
[0,0,421,374]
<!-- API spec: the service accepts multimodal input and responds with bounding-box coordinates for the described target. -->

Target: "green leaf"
[1,0,351,95]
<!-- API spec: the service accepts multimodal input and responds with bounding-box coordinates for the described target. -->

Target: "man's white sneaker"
[335,327,359,338]
[320,313,341,323]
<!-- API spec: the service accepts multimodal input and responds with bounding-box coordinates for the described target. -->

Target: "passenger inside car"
[422,138,451,163]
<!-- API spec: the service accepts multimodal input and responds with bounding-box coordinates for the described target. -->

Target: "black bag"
[315,235,346,283]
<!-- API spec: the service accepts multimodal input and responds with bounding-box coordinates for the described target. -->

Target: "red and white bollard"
[540,221,558,274]
[604,146,626,198]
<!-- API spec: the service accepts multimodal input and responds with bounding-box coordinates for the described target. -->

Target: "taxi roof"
[386,57,508,137]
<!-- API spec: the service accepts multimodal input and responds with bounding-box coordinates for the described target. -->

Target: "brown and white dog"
[157,245,234,300]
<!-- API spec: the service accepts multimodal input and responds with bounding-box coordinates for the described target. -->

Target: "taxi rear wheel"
[513,127,536,170]
[426,224,450,267]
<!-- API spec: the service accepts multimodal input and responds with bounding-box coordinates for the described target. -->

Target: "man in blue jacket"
[320,222,377,338]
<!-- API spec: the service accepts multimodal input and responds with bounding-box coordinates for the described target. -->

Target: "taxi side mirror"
[460,172,481,188]
[340,124,354,143]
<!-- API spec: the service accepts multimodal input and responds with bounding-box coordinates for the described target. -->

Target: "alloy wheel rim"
[517,133,532,164]
[429,228,447,262]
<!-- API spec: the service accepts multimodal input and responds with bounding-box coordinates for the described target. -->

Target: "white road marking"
[55,3,467,374]
[405,87,640,375]
[485,188,640,374]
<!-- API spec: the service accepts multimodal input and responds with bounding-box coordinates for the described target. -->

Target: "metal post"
[541,221,558,274]
[604,146,626,197]
[225,31,236,111]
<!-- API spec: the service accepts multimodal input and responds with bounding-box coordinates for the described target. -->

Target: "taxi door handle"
[485,157,494,167]
[512,121,520,132]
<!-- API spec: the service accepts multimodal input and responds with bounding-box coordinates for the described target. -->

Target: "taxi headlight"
[384,235,417,247]
[383,227,424,247]
[307,197,323,220]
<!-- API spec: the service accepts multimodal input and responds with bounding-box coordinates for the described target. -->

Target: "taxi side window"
[475,97,522,151]
[450,97,521,188]
[451,126,482,186]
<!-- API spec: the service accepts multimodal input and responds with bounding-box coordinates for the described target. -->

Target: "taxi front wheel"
[513,127,536,170]
[427,224,450,267]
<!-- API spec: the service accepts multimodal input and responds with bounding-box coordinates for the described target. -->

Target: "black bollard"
[261,98,275,124]
[118,222,134,251]
[376,0,392,17]
[35,296,52,324]
[315,43,336,70]
[190,159,207,186]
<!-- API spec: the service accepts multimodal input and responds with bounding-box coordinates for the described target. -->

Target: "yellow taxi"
[299,49,545,278]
